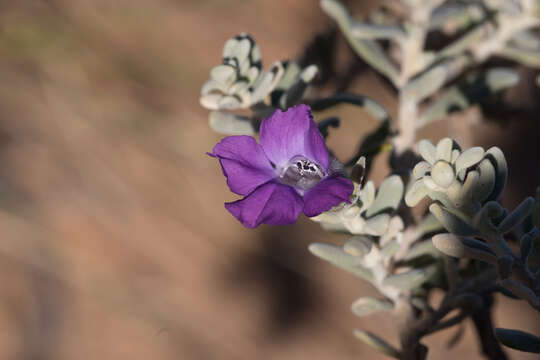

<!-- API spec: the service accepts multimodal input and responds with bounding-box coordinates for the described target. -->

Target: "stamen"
[279,156,324,190]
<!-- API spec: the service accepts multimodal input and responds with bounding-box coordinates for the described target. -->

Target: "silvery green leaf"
[222,37,238,58]
[343,236,373,257]
[403,239,439,260]
[412,161,431,179]
[201,79,228,95]
[456,171,479,209]
[437,25,485,58]
[351,297,393,317]
[380,216,404,247]
[380,239,400,257]
[300,64,318,82]
[432,161,455,188]
[228,80,250,95]
[353,329,401,358]
[280,65,318,108]
[485,147,507,202]
[474,158,496,203]
[200,93,222,110]
[423,176,438,190]
[359,181,376,212]
[455,147,485,173]
[415,213,444,237]
[495,328,540,353]
[218,95,242,110]
[250,42,262,64]
[418,140,437,164]
[275,62,301,90]
[210,65,236,84]
[419,68,518,127]
[430,203,479,236]
[419,87,469,127]
[405,180,429,207]
[498,197,535,234]
[499,46,540,68]
[350,22,405,40]
[229,36,251,63]
[319,221,350,233]
[451,149,460,164]
[320,0,399,83]
[429,3,483,32]
[364,214,390,236]
[309,243,373,280]
[208,111,255,135]
[427,190,456,211]
[431,233,467,258]
[512,31,540,51]
[238,57,251,78]
[365,175,404,217]
[497,255,514,279]
[436,138,453,162]
[223,34,255,62]
[250,62,284,104]
[485,68,520,90]
[382,265,438,290]
[403,65,447,102]
[309,243,356,267]
[432,233,496,263]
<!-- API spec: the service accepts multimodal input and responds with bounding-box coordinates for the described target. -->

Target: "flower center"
[279,156,324,190]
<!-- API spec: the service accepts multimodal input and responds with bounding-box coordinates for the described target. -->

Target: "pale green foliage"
[201,0,540,357]
[406,138,506,217]
[408,139,540,315]
[201,34,318,135]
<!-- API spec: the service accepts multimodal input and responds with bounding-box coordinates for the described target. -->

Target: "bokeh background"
[0,1,539,359]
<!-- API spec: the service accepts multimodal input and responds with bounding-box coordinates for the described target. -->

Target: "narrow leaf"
[365,175,404,217]
[497,197,535,234]
[309,243,373,281]
[432,233,496,263]
[429,203,479,236]
[320,0,399,83]
[351,297,393,317]
[353,329,401,358]
[208,111,255,135]
[382,265,438,290]
[495,328,540,353]
[485,147,507,202]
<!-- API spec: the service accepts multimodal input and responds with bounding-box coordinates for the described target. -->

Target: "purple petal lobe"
[303,176,354,217]
[260,104,329,171]
[225,182,303,228]
[211,135,275,196]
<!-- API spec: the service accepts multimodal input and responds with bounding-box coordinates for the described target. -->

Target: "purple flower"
[209,104,354,228]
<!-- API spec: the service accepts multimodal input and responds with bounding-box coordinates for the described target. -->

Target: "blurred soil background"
[0,0,539,359]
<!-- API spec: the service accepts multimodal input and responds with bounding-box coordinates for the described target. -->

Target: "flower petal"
[211,135,275,195]
[225,182,303,228]
[303,176,354,217]
[260,104,329,171]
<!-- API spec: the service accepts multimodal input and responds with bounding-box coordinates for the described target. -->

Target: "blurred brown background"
[0,1,539,359]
